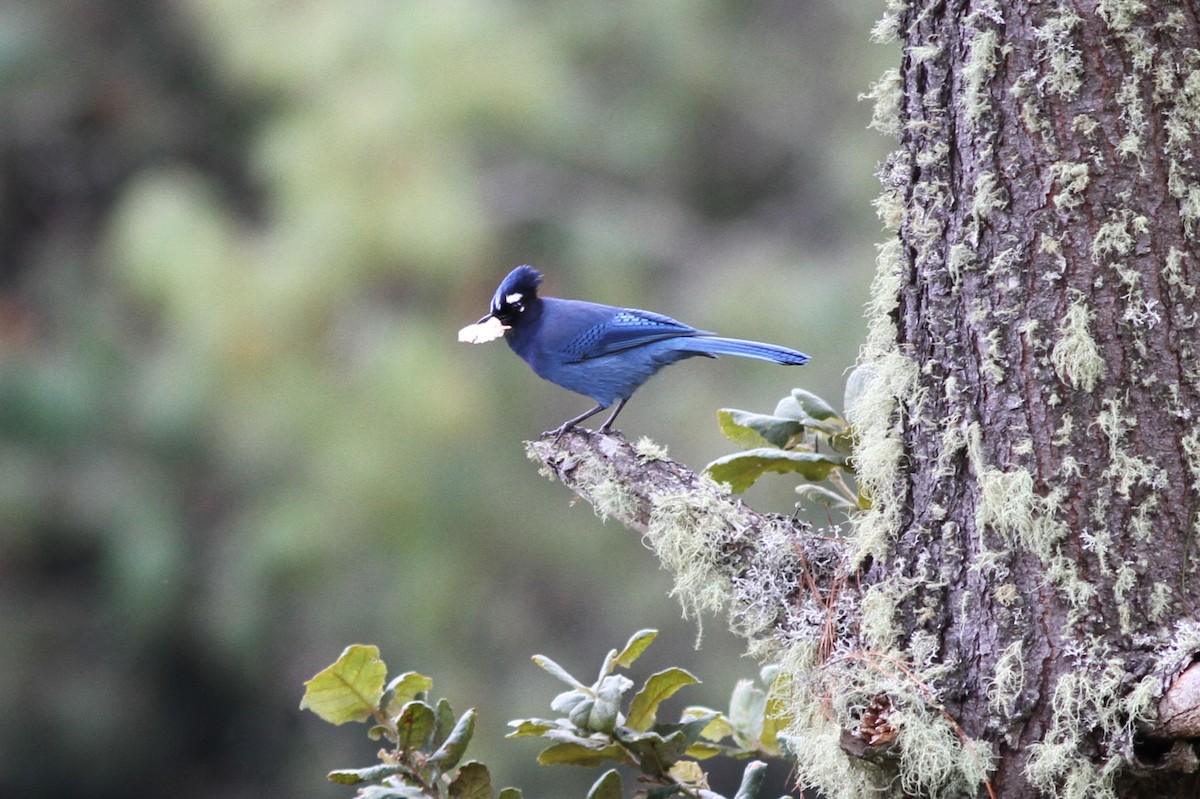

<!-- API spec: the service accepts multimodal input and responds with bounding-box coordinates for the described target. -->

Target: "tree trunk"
[528,2,1200,798]
[857,0,1200,796]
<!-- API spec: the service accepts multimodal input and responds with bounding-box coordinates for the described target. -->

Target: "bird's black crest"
[491,265,543,313]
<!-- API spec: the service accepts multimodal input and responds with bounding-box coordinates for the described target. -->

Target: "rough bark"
[528,2,1200,798]
[865,1,1200,796]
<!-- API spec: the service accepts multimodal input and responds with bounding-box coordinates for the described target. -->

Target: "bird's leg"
[547,403,608,440]
[597,398,629,434]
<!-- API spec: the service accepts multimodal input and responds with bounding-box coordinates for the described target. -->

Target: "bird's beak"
[458,313,510,344]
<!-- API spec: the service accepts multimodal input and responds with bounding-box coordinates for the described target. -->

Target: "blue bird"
[464,265,809,437]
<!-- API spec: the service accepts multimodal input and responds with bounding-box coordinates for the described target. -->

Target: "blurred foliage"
[0,1,892,798]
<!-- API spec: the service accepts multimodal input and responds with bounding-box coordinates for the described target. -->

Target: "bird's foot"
[546,422,578,442]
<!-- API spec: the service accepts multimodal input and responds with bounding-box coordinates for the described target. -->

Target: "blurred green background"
[0,1,892,797]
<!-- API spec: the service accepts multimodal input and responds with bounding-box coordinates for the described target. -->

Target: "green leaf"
[789,388,840,421]
[668,760,706,787]
[505,719,557,738]
[707,449,847,493]
[588,674,632,733]
[733,761,768,799]
[357,785,430,799]
[613,629,658,668]
[300,644,387,725]
[728,680,767,738]
[552,689,592,717]
[429,708,476,771]
[396,700,437,751]
[367,724,394,742]
[773,391,846,436]
[586,769,623,799]
[433,698,456,749]
[536,741,630,767]
[682,707,737,742]
[498,789,523,799]
[759,696,785,756]
[620,729,690,773]
[719,409,806,449]
[533,655,587,689]
[843,364,874,422]
[795,484,855,509]
[448,761,492,799]
[626,668,700,732]
[684,741,723,759]
[383,671,434,717]
[327,764,404,785]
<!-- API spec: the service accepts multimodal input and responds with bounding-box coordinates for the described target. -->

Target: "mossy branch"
[526,429,855,648]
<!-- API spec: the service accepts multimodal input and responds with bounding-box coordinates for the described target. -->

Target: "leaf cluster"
[302,634,795,799]
[300,644,519,799]
[706,387,864,510]
[508,630,790,799]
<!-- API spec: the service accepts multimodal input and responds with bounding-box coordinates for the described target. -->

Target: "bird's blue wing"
[560,308,703,362]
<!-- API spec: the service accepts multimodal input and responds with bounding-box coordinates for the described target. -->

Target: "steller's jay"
[460,265,809,437]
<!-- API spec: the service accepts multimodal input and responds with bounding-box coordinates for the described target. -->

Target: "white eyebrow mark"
[505,292,523,304]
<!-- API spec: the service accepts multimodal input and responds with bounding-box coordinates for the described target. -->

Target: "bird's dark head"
[484,264,543,326]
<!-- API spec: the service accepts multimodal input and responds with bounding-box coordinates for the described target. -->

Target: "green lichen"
[1025,661,1157,799]
[870,0,909,44]
[969,171,1007,222]
[1051,296,1106,392]
[1091,209,1148,263]
[647,487,739,631]
[862,68,904,139]
[1162,247,1195,299]
[1114,74,1146,161]
[1096,395,1165,497]
[1096,0,1148,34]
[963,28,1000,126]
[908,43,942,65]
[633,436,669,462]
[1048,162,1090,211]
[1035,8,1083,98]
[1149,582,1175,623]
[987,639,1025,716]
[947,242,975,285]
[587,458,640,521]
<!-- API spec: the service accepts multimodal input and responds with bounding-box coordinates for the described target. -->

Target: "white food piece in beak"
[457,315,510,343]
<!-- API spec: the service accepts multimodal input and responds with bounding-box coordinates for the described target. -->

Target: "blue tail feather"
[672,335,809,365]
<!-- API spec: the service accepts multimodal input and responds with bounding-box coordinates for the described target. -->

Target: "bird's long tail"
[673,335,809,365]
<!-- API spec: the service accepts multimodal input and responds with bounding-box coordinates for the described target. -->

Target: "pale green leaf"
[396,700,437,751]
[536,742,629,767]
[447,760,492,799]
[613,629,658,668]
[718,409,805,449]
[682,706,737,742]
[327,764,403,785]
[626,668,700,732]
[429,708,476,771]
[505,719,557,738]
[684,741,723,759]
[300,644,387,725]
[532,655,586,689]
[383,671,434,717]
[586,769,623,799]
[789,388,840,421]
[733,761,768,799]
[706,449,847,493]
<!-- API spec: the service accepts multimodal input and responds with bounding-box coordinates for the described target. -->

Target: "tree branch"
[526,429,856,651]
